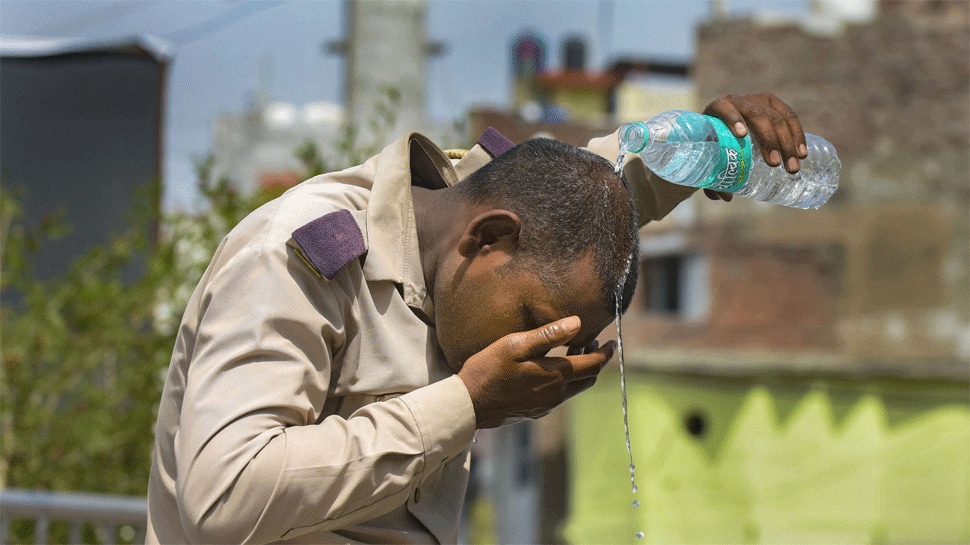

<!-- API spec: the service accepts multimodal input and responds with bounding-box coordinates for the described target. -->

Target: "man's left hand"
[701,92,808,202]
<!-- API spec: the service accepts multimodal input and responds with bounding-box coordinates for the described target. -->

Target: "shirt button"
[414,488,421,503]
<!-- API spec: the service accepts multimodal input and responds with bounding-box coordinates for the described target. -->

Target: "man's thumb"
[517,316,581,358]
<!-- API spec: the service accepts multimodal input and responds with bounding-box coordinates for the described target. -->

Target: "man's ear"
[457,210,521,257]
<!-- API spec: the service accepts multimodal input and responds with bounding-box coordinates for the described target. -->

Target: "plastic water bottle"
[617,110,840,209]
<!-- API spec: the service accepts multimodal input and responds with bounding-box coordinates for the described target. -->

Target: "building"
[0,35,170,281]
[468,2,969,543]
[212,0,457,194]
[567,2,970,543]
[210,98,344,194]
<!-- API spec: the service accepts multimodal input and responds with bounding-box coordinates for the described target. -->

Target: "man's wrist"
[402,375,477,457]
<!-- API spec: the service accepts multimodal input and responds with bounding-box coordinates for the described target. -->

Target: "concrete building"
[469,2,969,543]
[211,0,455,194]
[566,2,970,543]
[0,35,170,280]
[673,0,969,375]
[210,98,344,194]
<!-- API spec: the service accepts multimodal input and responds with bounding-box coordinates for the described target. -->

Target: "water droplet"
[615,259,641,505]
[632,500,640,508]
[636,531,645,539]
[615,150,627,174]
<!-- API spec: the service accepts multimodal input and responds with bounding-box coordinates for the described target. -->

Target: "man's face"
[433,250,615,372]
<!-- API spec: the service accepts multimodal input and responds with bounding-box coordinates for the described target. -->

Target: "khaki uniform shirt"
[146,129,694,544]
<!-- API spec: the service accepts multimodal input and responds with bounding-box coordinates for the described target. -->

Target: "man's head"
[430,137,639,370]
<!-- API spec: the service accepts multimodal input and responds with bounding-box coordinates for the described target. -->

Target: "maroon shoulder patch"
[291,209,366,279]
[477,127,516,158]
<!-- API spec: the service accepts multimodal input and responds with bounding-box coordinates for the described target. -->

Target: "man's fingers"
[566,339,600,356]
[702,95,747,137]
[738,93,804,172]
[761,93,803,172]
[767,93,808,160]
[703,189,733,202]
[704,92,807,173]
[564,376,599,399]
[507,316,581,360]
[536,340,614,380]
[562,340,615,380]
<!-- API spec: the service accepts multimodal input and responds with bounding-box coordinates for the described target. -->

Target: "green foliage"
[2,179,180,496]
[0,89,420,519]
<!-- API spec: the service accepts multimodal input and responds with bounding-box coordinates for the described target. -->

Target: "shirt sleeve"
[586,130,699,227]
[174,240,476,544]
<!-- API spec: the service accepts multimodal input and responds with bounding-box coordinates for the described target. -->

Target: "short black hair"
[455,137,639,314]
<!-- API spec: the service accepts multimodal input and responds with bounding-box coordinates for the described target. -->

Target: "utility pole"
[325,0,445,140]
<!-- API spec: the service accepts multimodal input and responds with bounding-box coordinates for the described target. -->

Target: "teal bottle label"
[702,115,752,192]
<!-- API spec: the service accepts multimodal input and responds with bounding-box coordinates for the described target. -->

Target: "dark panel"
[1,52,164,280]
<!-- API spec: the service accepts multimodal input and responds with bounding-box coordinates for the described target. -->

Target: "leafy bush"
[0,88,430,500]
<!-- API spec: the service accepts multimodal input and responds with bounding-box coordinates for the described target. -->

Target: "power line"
[30,1,156,36]
[163,1,287,47]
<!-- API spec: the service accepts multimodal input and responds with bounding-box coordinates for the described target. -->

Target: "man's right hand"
[457,316,615,429]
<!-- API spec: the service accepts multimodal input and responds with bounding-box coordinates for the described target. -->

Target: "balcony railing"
[0,489,146,544]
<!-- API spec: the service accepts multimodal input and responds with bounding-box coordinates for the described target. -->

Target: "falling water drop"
[615,149,628,174]
[616,258,638,497]
[615,256,644,539]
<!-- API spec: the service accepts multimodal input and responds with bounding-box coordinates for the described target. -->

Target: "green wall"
[565,371,970,544]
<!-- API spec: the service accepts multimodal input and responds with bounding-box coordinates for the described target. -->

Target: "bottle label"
[702,116,752,192]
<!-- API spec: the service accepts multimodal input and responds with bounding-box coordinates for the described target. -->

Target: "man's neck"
[410,185,461,307]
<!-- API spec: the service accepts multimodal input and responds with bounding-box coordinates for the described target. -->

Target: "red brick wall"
[622,240,841,352]
[693,11,969,161]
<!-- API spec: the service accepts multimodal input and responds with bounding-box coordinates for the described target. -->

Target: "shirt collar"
[362,133,459,320]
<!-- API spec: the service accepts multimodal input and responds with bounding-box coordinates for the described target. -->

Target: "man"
[147,92,807,543]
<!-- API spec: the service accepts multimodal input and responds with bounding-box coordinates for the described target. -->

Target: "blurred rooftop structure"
[210,0,462,194]
[470,0,970,380]
[472,2,969,542]
[0,34,170,280]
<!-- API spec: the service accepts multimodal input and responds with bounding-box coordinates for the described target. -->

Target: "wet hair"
[455,137,639,314]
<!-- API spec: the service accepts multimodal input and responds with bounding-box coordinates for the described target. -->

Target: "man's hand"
[458,316,615,429]
[702,92,808,202]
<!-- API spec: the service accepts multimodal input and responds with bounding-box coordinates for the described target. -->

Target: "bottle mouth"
[618,122,648,154]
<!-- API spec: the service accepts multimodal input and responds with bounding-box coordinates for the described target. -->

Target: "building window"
[640,252,709,320]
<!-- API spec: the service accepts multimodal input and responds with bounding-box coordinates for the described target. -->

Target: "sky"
[1,0,811,209]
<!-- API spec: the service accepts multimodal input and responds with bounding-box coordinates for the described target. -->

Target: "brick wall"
[678,3,970,372]
[468,3,969,373]
[694,9,969,162]
[622,228,841,353]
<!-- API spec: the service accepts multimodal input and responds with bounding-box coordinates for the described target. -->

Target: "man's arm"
[586,92,808,227]
[174,241,475,543]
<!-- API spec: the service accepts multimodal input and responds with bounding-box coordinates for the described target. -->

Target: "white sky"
[1,0,811,209]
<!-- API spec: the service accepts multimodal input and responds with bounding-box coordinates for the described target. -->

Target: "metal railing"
[0,489,146,544]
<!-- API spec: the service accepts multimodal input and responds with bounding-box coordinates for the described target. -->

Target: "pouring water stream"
[614,149,644,539]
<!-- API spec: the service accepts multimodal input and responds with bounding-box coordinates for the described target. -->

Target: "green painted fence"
[565,371,970,544]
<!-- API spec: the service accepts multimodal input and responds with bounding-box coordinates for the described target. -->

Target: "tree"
[0,88,460,542]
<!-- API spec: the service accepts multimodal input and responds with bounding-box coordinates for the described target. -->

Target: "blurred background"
[1,0,967,543]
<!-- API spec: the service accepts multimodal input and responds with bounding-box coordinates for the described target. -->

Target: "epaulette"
[289,209,366,279]
[444,127,515,161]
[477,127,515,158]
